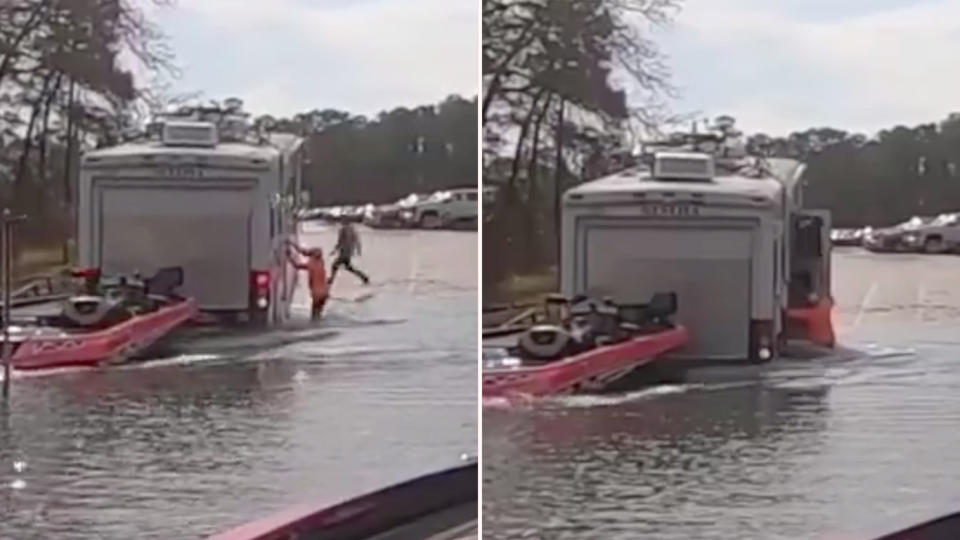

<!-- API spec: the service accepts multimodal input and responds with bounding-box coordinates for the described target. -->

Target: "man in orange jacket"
[287,242,330,321]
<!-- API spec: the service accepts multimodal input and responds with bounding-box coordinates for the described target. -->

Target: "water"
[483,250,960,539]
[0,226,477,539]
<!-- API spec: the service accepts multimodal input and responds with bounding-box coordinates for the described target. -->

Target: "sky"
[152,0,478,119]
[148,0,960,137]
[657,0,960,137]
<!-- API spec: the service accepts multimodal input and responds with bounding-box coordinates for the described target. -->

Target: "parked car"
[367,200,408,228]
[405,188,478,229]
[298,206,339,221]
[830,227,866,247]
[298,207,325,221]
[863,216,934,252]
[340,205,366,223]
[325,206,347,221]
[366,203,403,228]
[363,194,422,228]
[899,212,960,253]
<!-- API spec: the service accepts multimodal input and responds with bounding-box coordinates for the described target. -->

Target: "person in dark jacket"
[328,218,370,286]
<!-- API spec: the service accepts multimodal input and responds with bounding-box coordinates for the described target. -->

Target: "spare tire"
[518,325,573,360]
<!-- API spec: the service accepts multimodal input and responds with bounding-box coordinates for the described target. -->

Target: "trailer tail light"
[251,270,270,309]
[750,319,775,363]
[71,267,101,279]
[72,267,102,294]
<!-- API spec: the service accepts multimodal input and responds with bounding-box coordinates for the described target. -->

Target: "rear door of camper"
[788,209,832,307]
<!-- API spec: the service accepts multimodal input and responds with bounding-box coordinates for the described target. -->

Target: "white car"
[405,188,479,229]
[903,212,960,253]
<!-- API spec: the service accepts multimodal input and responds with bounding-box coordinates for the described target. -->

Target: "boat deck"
[7,299,63,319]
[2,300,84,341]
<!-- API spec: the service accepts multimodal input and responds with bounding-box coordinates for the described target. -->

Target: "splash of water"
[552,384,694,408]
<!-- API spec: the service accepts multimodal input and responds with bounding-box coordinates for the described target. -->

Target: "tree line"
[0,0,477,272]
[747,117,960,228]
[481,0,960,291]
[482,0,680,286]
[254,94,478,206]
[0,0,174,267]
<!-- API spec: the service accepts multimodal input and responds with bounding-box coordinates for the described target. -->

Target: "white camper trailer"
[560,131,832,362]
[77,105,307,325]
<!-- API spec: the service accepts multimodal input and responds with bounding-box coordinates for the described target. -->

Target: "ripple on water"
[0,283,476,539]
[484,341,960,540]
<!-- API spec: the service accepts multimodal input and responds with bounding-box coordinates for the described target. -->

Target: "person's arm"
[287,249,308,270]
[286,240,308,256]
[355,229,362,256]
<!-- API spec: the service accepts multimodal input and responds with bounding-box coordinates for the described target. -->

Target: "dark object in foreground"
[482,293,689,398]
[872,511,960,540]
[208,460,477,540]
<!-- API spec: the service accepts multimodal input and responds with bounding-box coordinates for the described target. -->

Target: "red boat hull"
[483,326,689,399]
[10,298,198,371]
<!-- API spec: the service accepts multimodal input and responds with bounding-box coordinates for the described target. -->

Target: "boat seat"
[145,267,184,297]
[618,292,678,327]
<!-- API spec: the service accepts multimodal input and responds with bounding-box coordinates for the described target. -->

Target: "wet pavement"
[483,248,960,540]
[0,223,477,539]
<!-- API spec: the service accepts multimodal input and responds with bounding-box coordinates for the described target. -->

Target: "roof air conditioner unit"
[161,121,219,148]
[652,151,715,182]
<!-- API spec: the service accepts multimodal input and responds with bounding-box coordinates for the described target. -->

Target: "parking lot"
[833,246,960,339]
[301,187,481,231]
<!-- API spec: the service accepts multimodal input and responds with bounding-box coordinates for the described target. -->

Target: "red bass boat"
[482,293,689,399]
[2,267,197,371]
[208,459,477,540]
